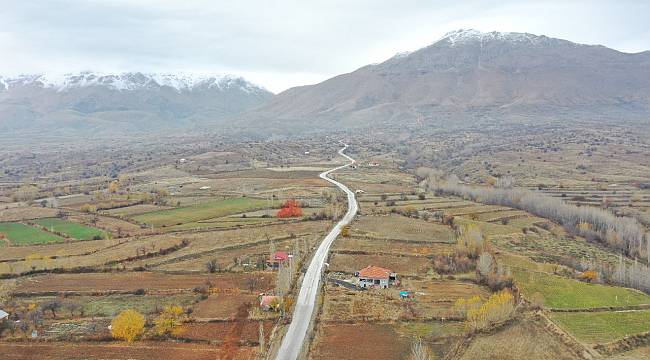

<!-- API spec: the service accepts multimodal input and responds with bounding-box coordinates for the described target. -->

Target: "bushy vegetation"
[111,309,146,342]
[277,199,303,218]
[154,305,187,337]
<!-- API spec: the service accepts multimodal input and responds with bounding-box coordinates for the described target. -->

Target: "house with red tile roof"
[267,250,290,270]
[355,265,397,289]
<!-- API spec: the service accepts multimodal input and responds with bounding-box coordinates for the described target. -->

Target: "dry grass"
[192,293,260,319]
[0,206,60,222]
[329,253,431,276]
[0,342,254,360]
[13,272,274,294]
[352,215,455,242]
[310,323,411,360]
[332,237,454,256]
[458,318,580,360]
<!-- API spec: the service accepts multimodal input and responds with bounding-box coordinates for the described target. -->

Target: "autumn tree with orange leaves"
[277,199,303,218]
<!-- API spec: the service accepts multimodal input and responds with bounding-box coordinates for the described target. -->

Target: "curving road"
[275,143,358,360]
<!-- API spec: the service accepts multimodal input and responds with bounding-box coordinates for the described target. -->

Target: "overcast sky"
[1,0,649,92]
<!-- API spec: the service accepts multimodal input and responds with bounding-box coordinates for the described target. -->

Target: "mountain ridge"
[246,29,650,130]
[0,71,273,136]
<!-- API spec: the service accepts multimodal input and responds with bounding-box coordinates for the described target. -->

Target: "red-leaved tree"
[277,199,303,218]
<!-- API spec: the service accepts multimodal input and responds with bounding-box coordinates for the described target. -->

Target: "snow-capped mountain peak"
[0,72,268,94]
[437,29,544,46]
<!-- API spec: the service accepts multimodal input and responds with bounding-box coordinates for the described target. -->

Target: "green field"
[513,269,650,309]
[551,310,650,343]
[33,218,107,240]
[0,222,65,245]
[131,197,269,227]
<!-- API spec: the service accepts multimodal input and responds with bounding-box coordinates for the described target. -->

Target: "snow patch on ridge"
[0,72,268,94]
[438,29,543,46]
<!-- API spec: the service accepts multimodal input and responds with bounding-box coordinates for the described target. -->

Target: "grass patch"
[32,218,107,240]
[131,197,269,227]
[0,222,65,245]
[512,269,650,309]
[551,310,650,343]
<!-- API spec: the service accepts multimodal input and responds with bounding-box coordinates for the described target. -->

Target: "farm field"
[102,204,174,216]
[12,293,200,318]
[32,218,107,240]
[457,318,580,360]
[0,207,60,222]
[351,215,455,242]
[511,269,650,309]
[13,272,275,294]
[310,323,411,360]
[0,342,251,360]
[550,310,650,343]
[0,222,65,245]
[192,293,260,319]
[1,126,650,359]
[332,236,454,256]
[180,320,274,343]
[131,197,269,227]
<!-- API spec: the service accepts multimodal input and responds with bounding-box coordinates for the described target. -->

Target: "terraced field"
[512,269,650,309]
[550,310,650,343]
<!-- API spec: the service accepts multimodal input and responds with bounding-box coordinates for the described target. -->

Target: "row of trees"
[453,289,517,330]
[428,176,649,262]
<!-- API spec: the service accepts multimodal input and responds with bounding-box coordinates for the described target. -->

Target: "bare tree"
[410,337,433,360]
[477,252,494,277]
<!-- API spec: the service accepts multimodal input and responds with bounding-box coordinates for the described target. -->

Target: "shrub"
[111,309,146,342]
[277,199,303,218]
[154,306,186,337]
[433,250,475,275]
[578,270,598,283]
[206,259,219,273]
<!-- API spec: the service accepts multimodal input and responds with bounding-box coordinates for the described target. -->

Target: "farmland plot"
[33,218,107,240]
[131,197,269,227]
[0,222,65,245]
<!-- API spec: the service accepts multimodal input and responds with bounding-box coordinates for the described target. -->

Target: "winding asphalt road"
[275,143,358,360]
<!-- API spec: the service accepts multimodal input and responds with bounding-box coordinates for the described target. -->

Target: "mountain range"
[0,72,272,136]
[2,29,650,137]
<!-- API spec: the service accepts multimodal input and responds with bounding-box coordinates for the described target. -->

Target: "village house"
[355,265,397,289]
[267,250,290,270]
[0,309,9,321]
